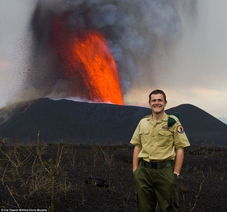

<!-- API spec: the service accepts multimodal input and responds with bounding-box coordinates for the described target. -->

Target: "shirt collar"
[147,112,168,123]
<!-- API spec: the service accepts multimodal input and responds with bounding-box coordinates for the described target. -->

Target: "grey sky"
[0,0,36,105]
[125,0,227,118]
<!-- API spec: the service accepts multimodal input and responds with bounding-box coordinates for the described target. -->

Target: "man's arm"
[132,145,141,172]
[173,148,184,175]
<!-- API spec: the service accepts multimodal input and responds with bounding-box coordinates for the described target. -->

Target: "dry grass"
[0,139,226,212]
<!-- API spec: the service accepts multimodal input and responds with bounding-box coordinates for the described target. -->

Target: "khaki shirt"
[130,112,190,161]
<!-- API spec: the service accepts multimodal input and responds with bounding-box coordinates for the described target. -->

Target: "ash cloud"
[26,0,194,98]
[1,0,196,108]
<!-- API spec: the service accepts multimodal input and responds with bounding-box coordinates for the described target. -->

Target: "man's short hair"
[149,89,167,104]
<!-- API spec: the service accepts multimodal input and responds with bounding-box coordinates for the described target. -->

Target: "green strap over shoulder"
[168,113,180,128]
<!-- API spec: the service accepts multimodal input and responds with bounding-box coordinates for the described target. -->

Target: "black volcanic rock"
[168,104,227,146]
[0,98,151,144]
[0,98,226,146]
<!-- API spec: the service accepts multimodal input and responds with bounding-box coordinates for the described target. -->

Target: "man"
[130,89,190,212]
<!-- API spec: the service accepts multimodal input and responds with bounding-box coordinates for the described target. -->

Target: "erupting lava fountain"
[52,14,124,105]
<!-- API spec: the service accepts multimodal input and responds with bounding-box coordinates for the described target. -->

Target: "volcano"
[0,98,226,146]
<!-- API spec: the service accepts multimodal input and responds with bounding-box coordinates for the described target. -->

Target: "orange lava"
[70,31,123,104]
[51,14,123,105]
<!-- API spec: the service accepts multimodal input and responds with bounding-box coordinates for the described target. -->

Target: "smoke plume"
[1,0,226,117]
[23,0,194,102]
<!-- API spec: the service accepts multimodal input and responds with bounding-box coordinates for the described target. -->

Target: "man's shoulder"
[168,114,180,121]
[167,113,180,128]
[141,114,152,121]
[138,114,152,125]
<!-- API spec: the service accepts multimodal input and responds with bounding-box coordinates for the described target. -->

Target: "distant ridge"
[0,98,226,146]
[219,117,227,125]
[168,104,227,146]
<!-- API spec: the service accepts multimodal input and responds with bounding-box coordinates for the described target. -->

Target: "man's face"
[149,93,166,114]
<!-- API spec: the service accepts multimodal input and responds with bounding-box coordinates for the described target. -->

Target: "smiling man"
[130,89,190,212]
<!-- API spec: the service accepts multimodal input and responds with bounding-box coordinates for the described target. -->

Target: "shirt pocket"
[157,130,173,147]
[140,129,150,144]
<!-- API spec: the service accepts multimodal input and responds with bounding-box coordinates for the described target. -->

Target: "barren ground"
[0,143,226,212]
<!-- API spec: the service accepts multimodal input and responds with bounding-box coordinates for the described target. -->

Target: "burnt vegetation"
[0,140,226,212]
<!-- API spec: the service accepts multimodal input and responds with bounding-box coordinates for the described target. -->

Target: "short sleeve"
[172,120,190,150]
[130,121,142,146]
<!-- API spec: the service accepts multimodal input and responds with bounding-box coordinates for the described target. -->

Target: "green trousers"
[133,160,178,212]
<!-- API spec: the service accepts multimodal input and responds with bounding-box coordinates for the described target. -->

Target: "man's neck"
[152,112,165,122]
